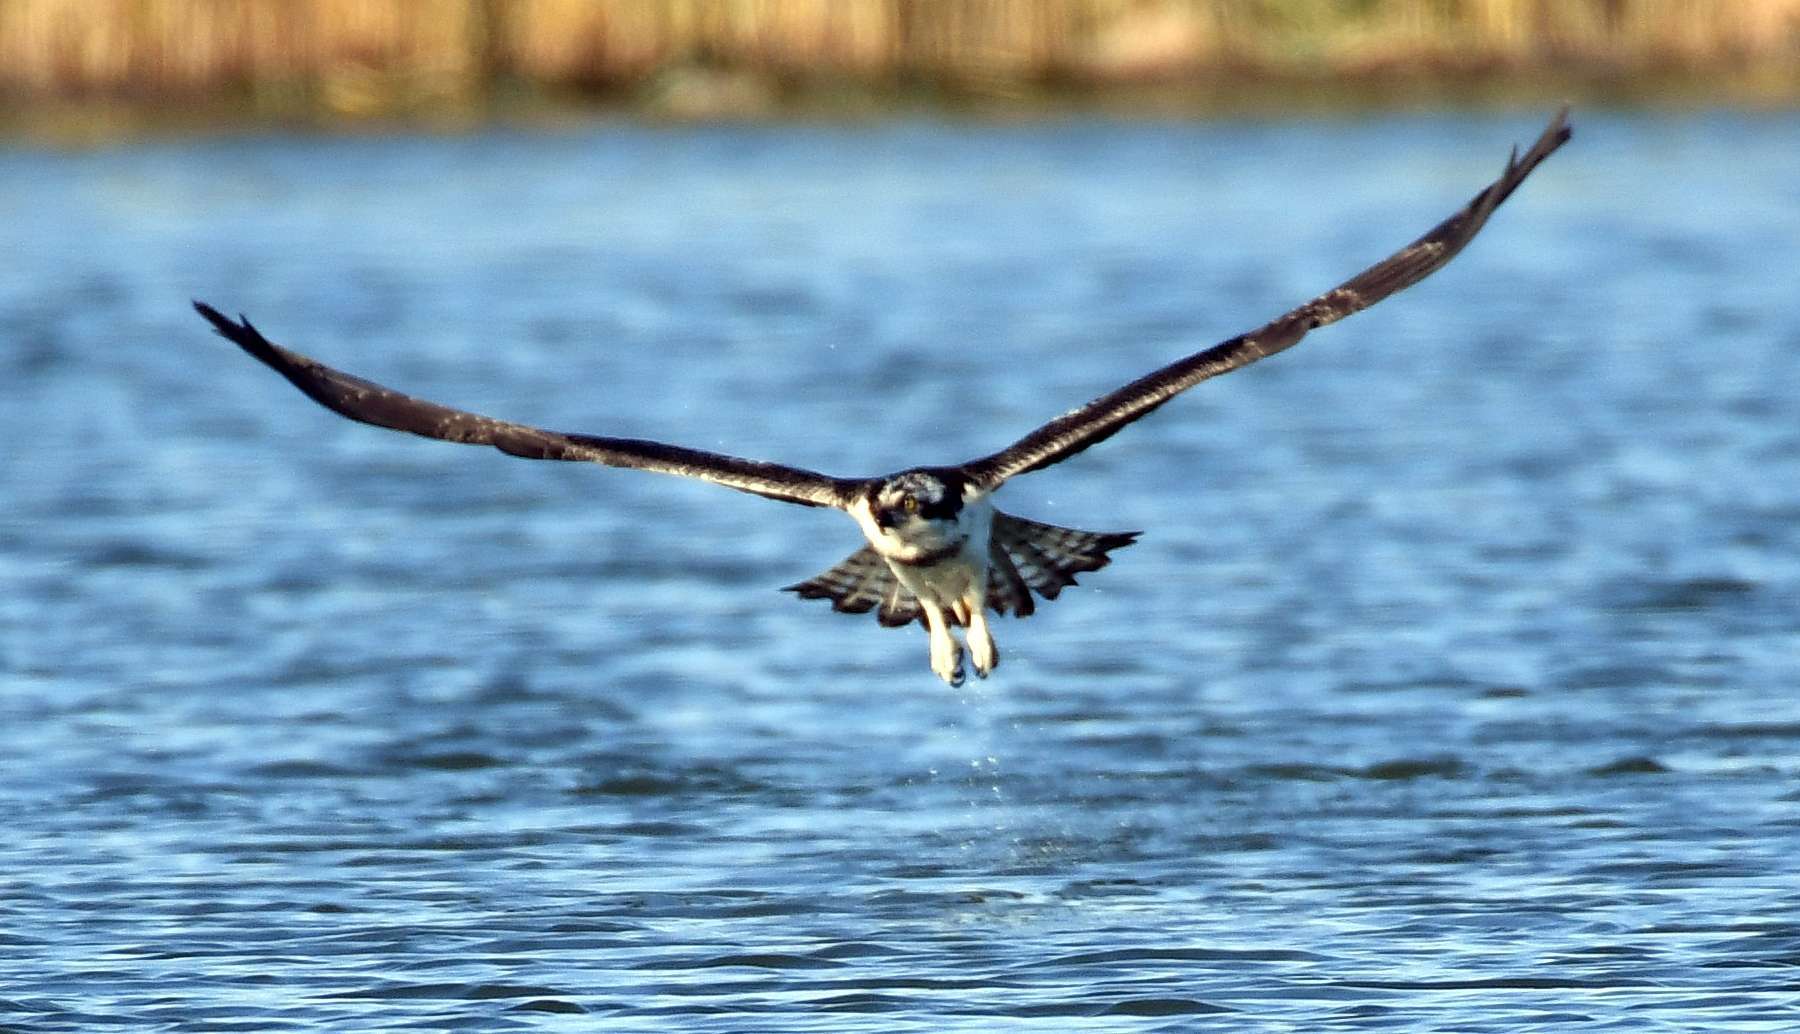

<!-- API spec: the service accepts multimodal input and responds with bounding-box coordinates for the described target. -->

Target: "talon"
[969,623,998,679]
[924,604,970,687]
[971,645,995,679]
[931,640,965,686]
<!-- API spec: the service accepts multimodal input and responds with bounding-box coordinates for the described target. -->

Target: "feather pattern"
[194,303,859,509]
[961,107,1571,490]
[984,540,1036,618]
[788,511,1137,627]
[785,546,923,627]
[989,513,1138,606]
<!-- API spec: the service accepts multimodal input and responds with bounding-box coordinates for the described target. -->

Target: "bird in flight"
[198,109,1568,686]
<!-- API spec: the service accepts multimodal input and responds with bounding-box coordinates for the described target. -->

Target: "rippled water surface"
[4,111,1800,1031]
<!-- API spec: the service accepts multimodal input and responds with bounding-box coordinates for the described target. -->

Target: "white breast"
[849,491,994,608]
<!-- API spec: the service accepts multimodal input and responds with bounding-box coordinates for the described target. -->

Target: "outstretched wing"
[196,303,859,509]
[961,107,1571,490]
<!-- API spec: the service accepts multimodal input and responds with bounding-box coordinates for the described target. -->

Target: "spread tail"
[984,512,1138,617]
[785,511,1137,626]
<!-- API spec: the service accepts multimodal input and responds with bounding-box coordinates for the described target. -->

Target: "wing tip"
[1544,105,1574,152]
[193,298,276,359]
[1549,101,1573,136]
[1514,106,1574,172]
[193,298,236,335]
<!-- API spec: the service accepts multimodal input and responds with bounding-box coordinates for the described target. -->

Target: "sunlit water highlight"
[3,111,1799,1030]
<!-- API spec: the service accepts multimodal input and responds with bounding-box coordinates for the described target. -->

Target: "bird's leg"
[921,603,964,687]
[965,590,997,679]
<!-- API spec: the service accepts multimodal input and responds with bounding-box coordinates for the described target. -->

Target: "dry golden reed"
[2,0,1798,105]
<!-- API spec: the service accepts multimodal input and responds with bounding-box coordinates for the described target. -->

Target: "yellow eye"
[902,496,919,513]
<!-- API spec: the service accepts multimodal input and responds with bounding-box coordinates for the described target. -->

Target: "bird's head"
[864,469,972,558]
[872,470,961,528]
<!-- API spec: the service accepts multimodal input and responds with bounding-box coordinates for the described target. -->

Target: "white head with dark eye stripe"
[855,468,977,562]
[872,470,963,527]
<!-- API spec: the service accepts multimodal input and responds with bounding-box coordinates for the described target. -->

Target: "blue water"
[3,110,1799,1031]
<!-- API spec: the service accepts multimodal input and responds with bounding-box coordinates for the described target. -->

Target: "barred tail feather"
[987,511,1138,613]
[785,546,923,627]
[985,541,1036,618]
[786,513,1136,628]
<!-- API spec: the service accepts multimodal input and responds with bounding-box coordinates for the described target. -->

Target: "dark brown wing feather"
[785,546,924,627]
[989,512,1138,606]
[196,303,859,509]
[962,107,1571,490]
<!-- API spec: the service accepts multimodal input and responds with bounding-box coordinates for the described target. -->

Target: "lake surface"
[3,110,1799,1031]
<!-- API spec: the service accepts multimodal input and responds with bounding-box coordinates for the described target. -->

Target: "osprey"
[197,110,1568,686]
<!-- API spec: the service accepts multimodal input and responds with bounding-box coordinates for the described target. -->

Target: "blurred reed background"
[3,0,1799,122]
